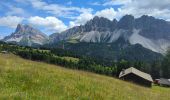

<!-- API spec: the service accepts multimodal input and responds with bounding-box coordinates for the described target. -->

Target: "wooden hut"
[1,51,8,54]
[155,78,170,87]
[119,67,153,87]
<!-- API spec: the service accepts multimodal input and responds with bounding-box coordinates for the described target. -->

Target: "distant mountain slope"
[0,53,169,100]
[3,24,49,46]
[50,15,170,54]
[50,38,162,65]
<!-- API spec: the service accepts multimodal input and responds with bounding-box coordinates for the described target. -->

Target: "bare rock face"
[50,15,170,54]
[3,24,49,46]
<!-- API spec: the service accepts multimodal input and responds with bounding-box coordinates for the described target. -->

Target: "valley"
[1,0,170,99]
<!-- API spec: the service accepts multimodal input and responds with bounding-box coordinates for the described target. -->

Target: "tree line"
[0,41,170,79]
[0,42,115,76]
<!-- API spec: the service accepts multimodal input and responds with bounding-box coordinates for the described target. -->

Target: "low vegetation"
[60,56,79,62]
[1,41,170,79]
[0,54,170,100]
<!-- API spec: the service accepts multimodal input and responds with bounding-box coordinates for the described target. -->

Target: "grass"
[67,39,79,43]
[0,53,169,100]
[61,56,79,62]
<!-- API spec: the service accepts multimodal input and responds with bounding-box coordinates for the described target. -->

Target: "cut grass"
[0,53,169,100]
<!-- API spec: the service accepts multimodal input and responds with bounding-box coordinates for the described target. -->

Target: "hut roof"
[119,67,153,82]
[159,78,170,86]
[1,51,8,53]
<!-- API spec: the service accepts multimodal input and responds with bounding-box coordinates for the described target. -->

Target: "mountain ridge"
[3,24,49,46]
[50,15,170,54]
[2,15,170,54]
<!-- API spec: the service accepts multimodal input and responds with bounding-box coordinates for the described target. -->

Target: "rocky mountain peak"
[121,15,134,19]
[139,15,155,20]
[3,24,49,46]
[84,16,116,32]
[135,15,170,40]
[50,15,170,54]
[15,24,26,34]
[117,15,135,30]
[112,19,118,24]
[86,16,112,26]
[14,24,44,35]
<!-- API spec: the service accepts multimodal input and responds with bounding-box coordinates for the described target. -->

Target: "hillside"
[0,53,169,100]
[51,41,162,64]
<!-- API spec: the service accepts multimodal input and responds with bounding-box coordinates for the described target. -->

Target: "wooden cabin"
[155,78,170,87]
[1,51,8,54]
[119,67,153,87]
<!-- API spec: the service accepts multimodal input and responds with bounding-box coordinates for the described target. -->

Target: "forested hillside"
[0,41,170,79]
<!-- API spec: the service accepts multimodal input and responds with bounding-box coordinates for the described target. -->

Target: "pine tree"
[162,50,170,78]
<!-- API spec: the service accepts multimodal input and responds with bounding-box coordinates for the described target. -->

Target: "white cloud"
[69,12,93,28]
[95,8,118,20]
[0,35,3,40]
[89,0,170,21]
[28,0,93,18]
[89,0,131,6]
[28,16,67,32]
[69,7,119,28]
[14,0,28,4]
[26,0,170,32]
[103,0,132,6]
[0,1,27,16]
[6,6,25,16]
[1,0,170,35]
[0,16,24,28]
[117,0,170,20]
[89,2,102,6]
[126,0,170,10]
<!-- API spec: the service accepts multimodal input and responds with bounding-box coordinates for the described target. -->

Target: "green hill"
[0,53,169,100]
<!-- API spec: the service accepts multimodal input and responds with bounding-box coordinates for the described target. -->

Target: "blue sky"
[0,0,170,38]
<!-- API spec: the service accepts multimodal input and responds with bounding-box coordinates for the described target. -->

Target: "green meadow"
[0,53,169,100]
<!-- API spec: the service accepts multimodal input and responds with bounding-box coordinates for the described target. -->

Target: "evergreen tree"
[151,61,161,79]
[162,50,170,78]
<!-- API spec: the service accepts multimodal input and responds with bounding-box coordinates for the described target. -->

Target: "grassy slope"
[0,54,169,100]
[61,56,79,62]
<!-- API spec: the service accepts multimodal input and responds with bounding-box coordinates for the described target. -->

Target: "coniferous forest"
[0,41,170,79]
